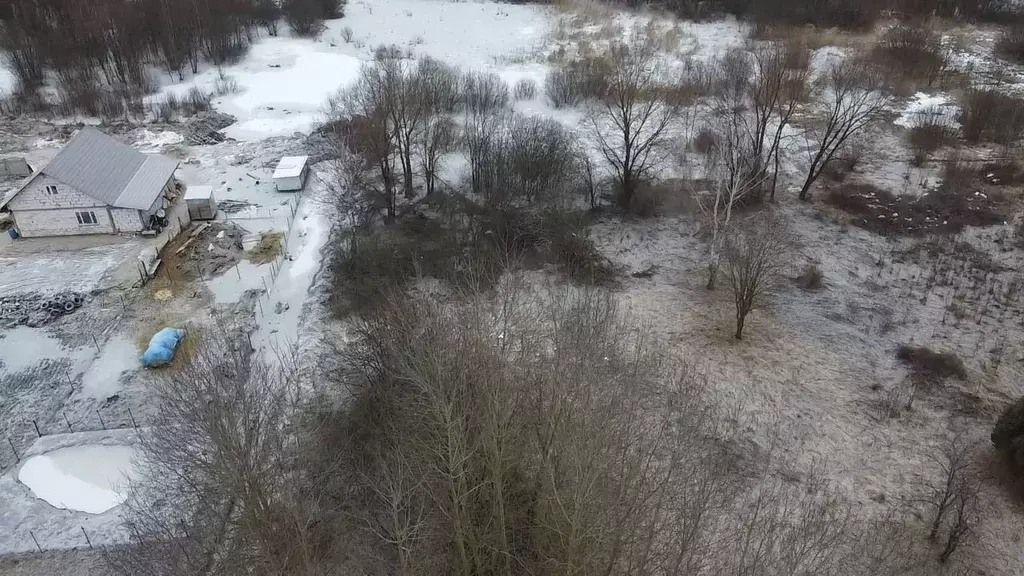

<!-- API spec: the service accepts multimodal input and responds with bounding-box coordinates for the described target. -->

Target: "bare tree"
[798,63,889,200]
[747,43,810,201]
[461,71,510,196]
[415,56,460,196]
[108,329,331,576]
[324,59,403,224]
[587,28,680,207]
[939,475,979,564]
[374,47,427,200]
[693,113,766,290]
[924,434,979,542]
[723,213,791,339]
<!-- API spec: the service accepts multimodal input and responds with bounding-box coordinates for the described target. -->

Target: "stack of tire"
[0,292,86,328]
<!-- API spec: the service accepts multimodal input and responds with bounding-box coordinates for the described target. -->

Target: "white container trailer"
[184,185,217,220]
[272,156,309,192]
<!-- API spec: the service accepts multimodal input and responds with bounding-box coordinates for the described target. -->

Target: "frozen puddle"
[17,445,138,514]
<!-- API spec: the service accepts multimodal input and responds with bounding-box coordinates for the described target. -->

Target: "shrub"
[544,56,612,108]
[796,264,825,290]
[182,87,213,115]
[626,182,676,218]
[959,88,1024,146]
[907,107,956,166]
[213,74,240,96]
[513,78,538,101]
[690,127,719,154]
[870,24,949,91]
[992,396,1024,473]
[996,24,1024,63]
[825,177,1004,235]
[283,0,327,36]
[340,26,355,43]
[472,113,584,205]
[461,71,510,114]
[783,37,811,70]
[896,344,967,381]
[151,93,180,122]
[748,0,880,31]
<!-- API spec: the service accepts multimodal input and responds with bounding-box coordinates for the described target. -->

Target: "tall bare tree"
[723,213,791,339]
[747,43,810,200]
[324,68,400,224]
[108,329,332,576]
[587,28,680,207]
[798,62,888,200]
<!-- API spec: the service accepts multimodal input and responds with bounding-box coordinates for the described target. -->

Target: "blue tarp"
[141,327,186,368]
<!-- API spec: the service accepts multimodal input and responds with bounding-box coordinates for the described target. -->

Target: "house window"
[45,185,58,195]
[75,211,98,225]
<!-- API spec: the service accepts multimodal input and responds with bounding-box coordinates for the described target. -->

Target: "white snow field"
[17,445,138,515]
[152,0,555,140]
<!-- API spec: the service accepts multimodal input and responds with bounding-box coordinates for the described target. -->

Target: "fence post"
[127,407,138,429]
[81,526,92,549]
[32,420,40,437]
[63,411,72,432]
[29,530,42,553]
[97,410,106,430]
[8,438,18,462]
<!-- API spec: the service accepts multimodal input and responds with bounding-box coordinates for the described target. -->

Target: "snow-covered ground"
[892,91,961,129]
[152,0,555,140]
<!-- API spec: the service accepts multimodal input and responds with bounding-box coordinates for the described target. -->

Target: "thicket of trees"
[0,0,344,114]
[111,288,980,576]
[508,0,1021,27]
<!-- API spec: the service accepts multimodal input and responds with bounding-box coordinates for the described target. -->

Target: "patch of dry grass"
[247,231,285,264]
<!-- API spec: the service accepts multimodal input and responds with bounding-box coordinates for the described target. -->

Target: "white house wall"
[14,208,115,237]
[110,208,144,232]
[8,174,105,211]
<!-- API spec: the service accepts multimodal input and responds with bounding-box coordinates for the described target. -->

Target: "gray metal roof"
[116,154,179,209]
[1,128,178,210]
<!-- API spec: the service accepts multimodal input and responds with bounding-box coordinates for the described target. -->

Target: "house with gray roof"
[0,128,180,238]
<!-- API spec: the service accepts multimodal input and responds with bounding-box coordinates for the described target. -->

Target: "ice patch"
[206,259,271,304]
[135,129,184,151]
[17,445,138,514]
[0,326,90,375]
[894,92,960,129]
[0,66,14,96]
[80,334,141,399]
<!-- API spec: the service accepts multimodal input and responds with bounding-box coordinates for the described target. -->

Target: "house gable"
[8,173,108,212]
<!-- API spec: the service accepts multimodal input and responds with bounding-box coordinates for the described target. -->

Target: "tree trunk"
[770,147,780,202]
[706,261,717,291]
[939,537,957,564]
[402,149,415,199]
[797,178,812,201]
[735,311,745,340]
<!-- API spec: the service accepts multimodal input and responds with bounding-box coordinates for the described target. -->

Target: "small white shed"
[272,156,309,192]
[184,185,217,220]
